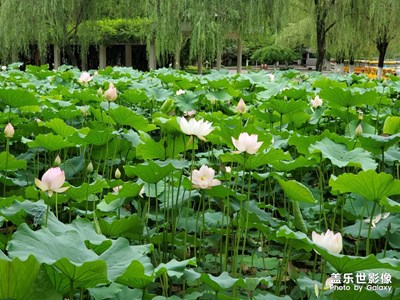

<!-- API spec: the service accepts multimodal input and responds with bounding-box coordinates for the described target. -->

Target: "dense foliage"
[0,65,400,299]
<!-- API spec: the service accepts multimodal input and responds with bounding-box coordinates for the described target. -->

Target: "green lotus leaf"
[27,133,74,151]
[145,86,173,102]
[277,178,317,204]
[0,151,27,171]
[319,87,377,108]
[329,170,400,202]
[174,92,198,112]
[309,138,377,170]
[266,98,308,115]
[124,161,175,183]
[67,180,109,203]
[383,116,400,134]
[109,106,156,132]
[200,271,243,292]
[0,88,38,107]
[40,118,76,137]
[154,258,196,279]
[0,254,40,300]
[99,215,144,237]
[88,283,142,300]
[358,133,400,154]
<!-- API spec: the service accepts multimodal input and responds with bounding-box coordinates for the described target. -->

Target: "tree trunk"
[216,48,222,71]
[65,44,78,67]
[174,44,180,69]
[53,46,61,70]
[237,37,242,74]
[99,45,107,69]
[125,44,132,67]
[149,38,156,70]
[376,38,388,80]
[315,0,327,72]
[197,50,203,75]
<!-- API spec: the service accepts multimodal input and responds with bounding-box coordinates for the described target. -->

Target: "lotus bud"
[97,87,103,96]
[355,124,363,137]
[4,123,14,138]
[54,155,62,166]
[1,66,6,71]
[358,111,363,120]
[115,168,121,179]
[104,83,117,102]
[225,166,232,173]
[87,161,94,173]
[236,98,246,114]
[160,98,175,114]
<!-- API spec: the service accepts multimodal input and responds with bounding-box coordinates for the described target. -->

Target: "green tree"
[0,0,105,65]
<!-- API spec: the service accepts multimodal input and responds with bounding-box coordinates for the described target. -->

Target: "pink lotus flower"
[232,133,263,154]
[4,123,14,138]
[179,117,214,141]
[310,95,323,108]
[104,82,117,102]
[78,71,92,84]
[35,167,69,197]
[312,229,342,254]
[236,98,246,114]
[191,165,221,189]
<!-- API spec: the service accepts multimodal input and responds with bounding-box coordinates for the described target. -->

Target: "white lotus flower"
[179,117,214,141]
[78,71,92,84]
[312,229,343,254]
[231,132,263,154]
[191,165,221,189]
[310,95,323,108]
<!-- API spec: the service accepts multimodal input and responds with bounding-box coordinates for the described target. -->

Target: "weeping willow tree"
[364,0,400,79]
[0,0,105,65]
[325,0,366,72]
[283,0,358,71]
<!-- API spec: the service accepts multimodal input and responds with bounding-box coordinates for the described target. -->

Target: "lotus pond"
[0,64,400,300]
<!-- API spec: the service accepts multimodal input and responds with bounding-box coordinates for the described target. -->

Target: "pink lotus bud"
[176,89,185,96]
[236,98,246,114]
[104,83,117,102]
[4,123,14,138]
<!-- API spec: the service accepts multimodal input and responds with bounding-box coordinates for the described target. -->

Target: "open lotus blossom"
[310,95,323,108]
[4,123,14,138]
[113,185,123,194]
[78,71,92,84]
[183,110,196,117]
[139,186,145,198]
[176,89,185,95]
[232,132,263,154]
[179,117,214,141]
[35,167,69,197]
[191,165,221,189]
[268,73,275,81]
[312,229,343,254]
[364,212,390,228]
[236,98,246,114]
[104,82,117,101]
